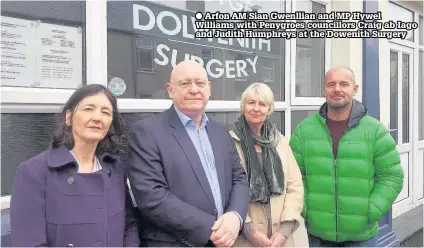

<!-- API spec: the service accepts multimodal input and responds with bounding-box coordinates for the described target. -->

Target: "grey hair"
[240,82,275,115]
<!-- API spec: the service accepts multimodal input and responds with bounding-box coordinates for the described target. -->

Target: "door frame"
[389,42,424,218]
[389,43,415,218]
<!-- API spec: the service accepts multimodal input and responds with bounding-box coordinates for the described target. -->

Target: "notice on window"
[1,16,36,87]
[34,22,82,88]
[0,16,82,88]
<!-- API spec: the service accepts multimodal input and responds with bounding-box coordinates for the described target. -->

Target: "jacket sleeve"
[224,131,249,225]
[126,121,216,247]
[10,161,48,247]
[289,126,307,219]
[123,178,140,247]
[280,136,304,232]
[369,124,404,223]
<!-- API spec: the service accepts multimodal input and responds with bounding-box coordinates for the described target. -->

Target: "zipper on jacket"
[325,122,356,242]
[324,125,339,242]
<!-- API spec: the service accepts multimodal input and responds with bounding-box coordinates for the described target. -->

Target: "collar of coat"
[318,98,368,130]
[47,145,118,169]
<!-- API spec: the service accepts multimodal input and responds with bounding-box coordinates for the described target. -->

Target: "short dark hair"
[52,84,124,155]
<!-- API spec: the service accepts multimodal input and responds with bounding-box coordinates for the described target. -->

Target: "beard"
[328,99,350,111]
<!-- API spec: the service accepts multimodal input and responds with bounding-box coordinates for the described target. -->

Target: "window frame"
[290,0,331,106]
[0,0,104,113]
[387,1,417,47]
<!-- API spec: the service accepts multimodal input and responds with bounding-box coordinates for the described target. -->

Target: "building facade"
[1,0,423,246]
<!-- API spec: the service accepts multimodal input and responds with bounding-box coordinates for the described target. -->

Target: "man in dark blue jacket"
[127,60,249,247]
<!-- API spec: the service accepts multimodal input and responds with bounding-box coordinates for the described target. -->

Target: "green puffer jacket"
[289,99,404,242]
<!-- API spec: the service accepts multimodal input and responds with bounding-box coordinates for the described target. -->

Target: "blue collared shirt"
[174,106,224,217]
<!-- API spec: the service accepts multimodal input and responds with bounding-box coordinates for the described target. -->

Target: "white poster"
[1,16,36,87]
[0,16,82,88]
[34,22,82,88]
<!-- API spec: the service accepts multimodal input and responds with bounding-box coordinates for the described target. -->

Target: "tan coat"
[229,130,309,247]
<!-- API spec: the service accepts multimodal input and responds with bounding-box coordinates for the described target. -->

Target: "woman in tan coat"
[230,83,308,247]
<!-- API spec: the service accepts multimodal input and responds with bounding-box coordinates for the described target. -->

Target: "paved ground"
[399,229,423,247]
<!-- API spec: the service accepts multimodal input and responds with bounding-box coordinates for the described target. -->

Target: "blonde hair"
[240,83,275,115]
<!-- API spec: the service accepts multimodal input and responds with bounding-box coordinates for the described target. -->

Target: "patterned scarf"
[232,115,284,204]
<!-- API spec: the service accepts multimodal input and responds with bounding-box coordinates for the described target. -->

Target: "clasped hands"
[209,212,287,247]
[209,212,240,247]
[248,231,287,247]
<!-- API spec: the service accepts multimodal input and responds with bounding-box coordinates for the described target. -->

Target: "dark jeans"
[308,233,379,247]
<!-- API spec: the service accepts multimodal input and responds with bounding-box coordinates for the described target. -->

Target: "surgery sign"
[107,1,281,79]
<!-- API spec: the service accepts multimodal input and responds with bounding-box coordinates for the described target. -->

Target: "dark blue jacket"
[127,106,249,247]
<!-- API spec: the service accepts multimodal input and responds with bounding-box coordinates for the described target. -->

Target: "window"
[402,54,410,143]
[107,0,285,101]
[136,38,154,72]
[260,58,274,83]
[419,15,423,46]
[388,2,414,42]
[1,1,85,89]
[419,51,423,141]
[390,51,399,143]
[291,110,317,133]
[295,0,326,99]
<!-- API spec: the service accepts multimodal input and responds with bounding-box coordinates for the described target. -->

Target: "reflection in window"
[419,51,423,140]
[205,0,284,14]
[402,54,409,144]
[388,2,414,42]
[107,1,285,100]
[260,58,274,82]
[159,1,186,10]
[390,51,399,143]
[291,110,316,133]
[136,38,154,72]
[295,0,326,97]
[402,54,410,144]
[420,16,423,46]
[234,53,249,82]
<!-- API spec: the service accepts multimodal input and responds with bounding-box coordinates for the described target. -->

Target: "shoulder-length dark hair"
[52,84,124,155]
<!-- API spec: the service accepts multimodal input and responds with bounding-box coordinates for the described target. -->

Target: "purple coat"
[10,145,140,247]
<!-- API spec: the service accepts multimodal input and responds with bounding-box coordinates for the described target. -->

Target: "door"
[414,50,424,203]
[389,44,413,218]
[390,44,423,218]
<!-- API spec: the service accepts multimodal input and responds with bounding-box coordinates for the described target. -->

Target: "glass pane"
[136,49,153,71]
[0,1,85,89]
[390,51,399,143]
[388,2,414,41]
[291,110,316,133]
[207,112,226,126]
[402,54,409,144]
[420,16,423,46]
[419,51,423,141]
[269,112,283,134]
[295,1,326,97]
[107,1,285,100]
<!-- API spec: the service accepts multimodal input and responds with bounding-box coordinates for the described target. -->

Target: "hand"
[270,232,287,247]
[210,212,240,247]
[247,231,273,247]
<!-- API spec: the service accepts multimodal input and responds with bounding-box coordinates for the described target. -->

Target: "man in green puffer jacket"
[289,66,404,247]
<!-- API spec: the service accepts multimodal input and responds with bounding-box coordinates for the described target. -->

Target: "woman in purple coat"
[10,84,140,247]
